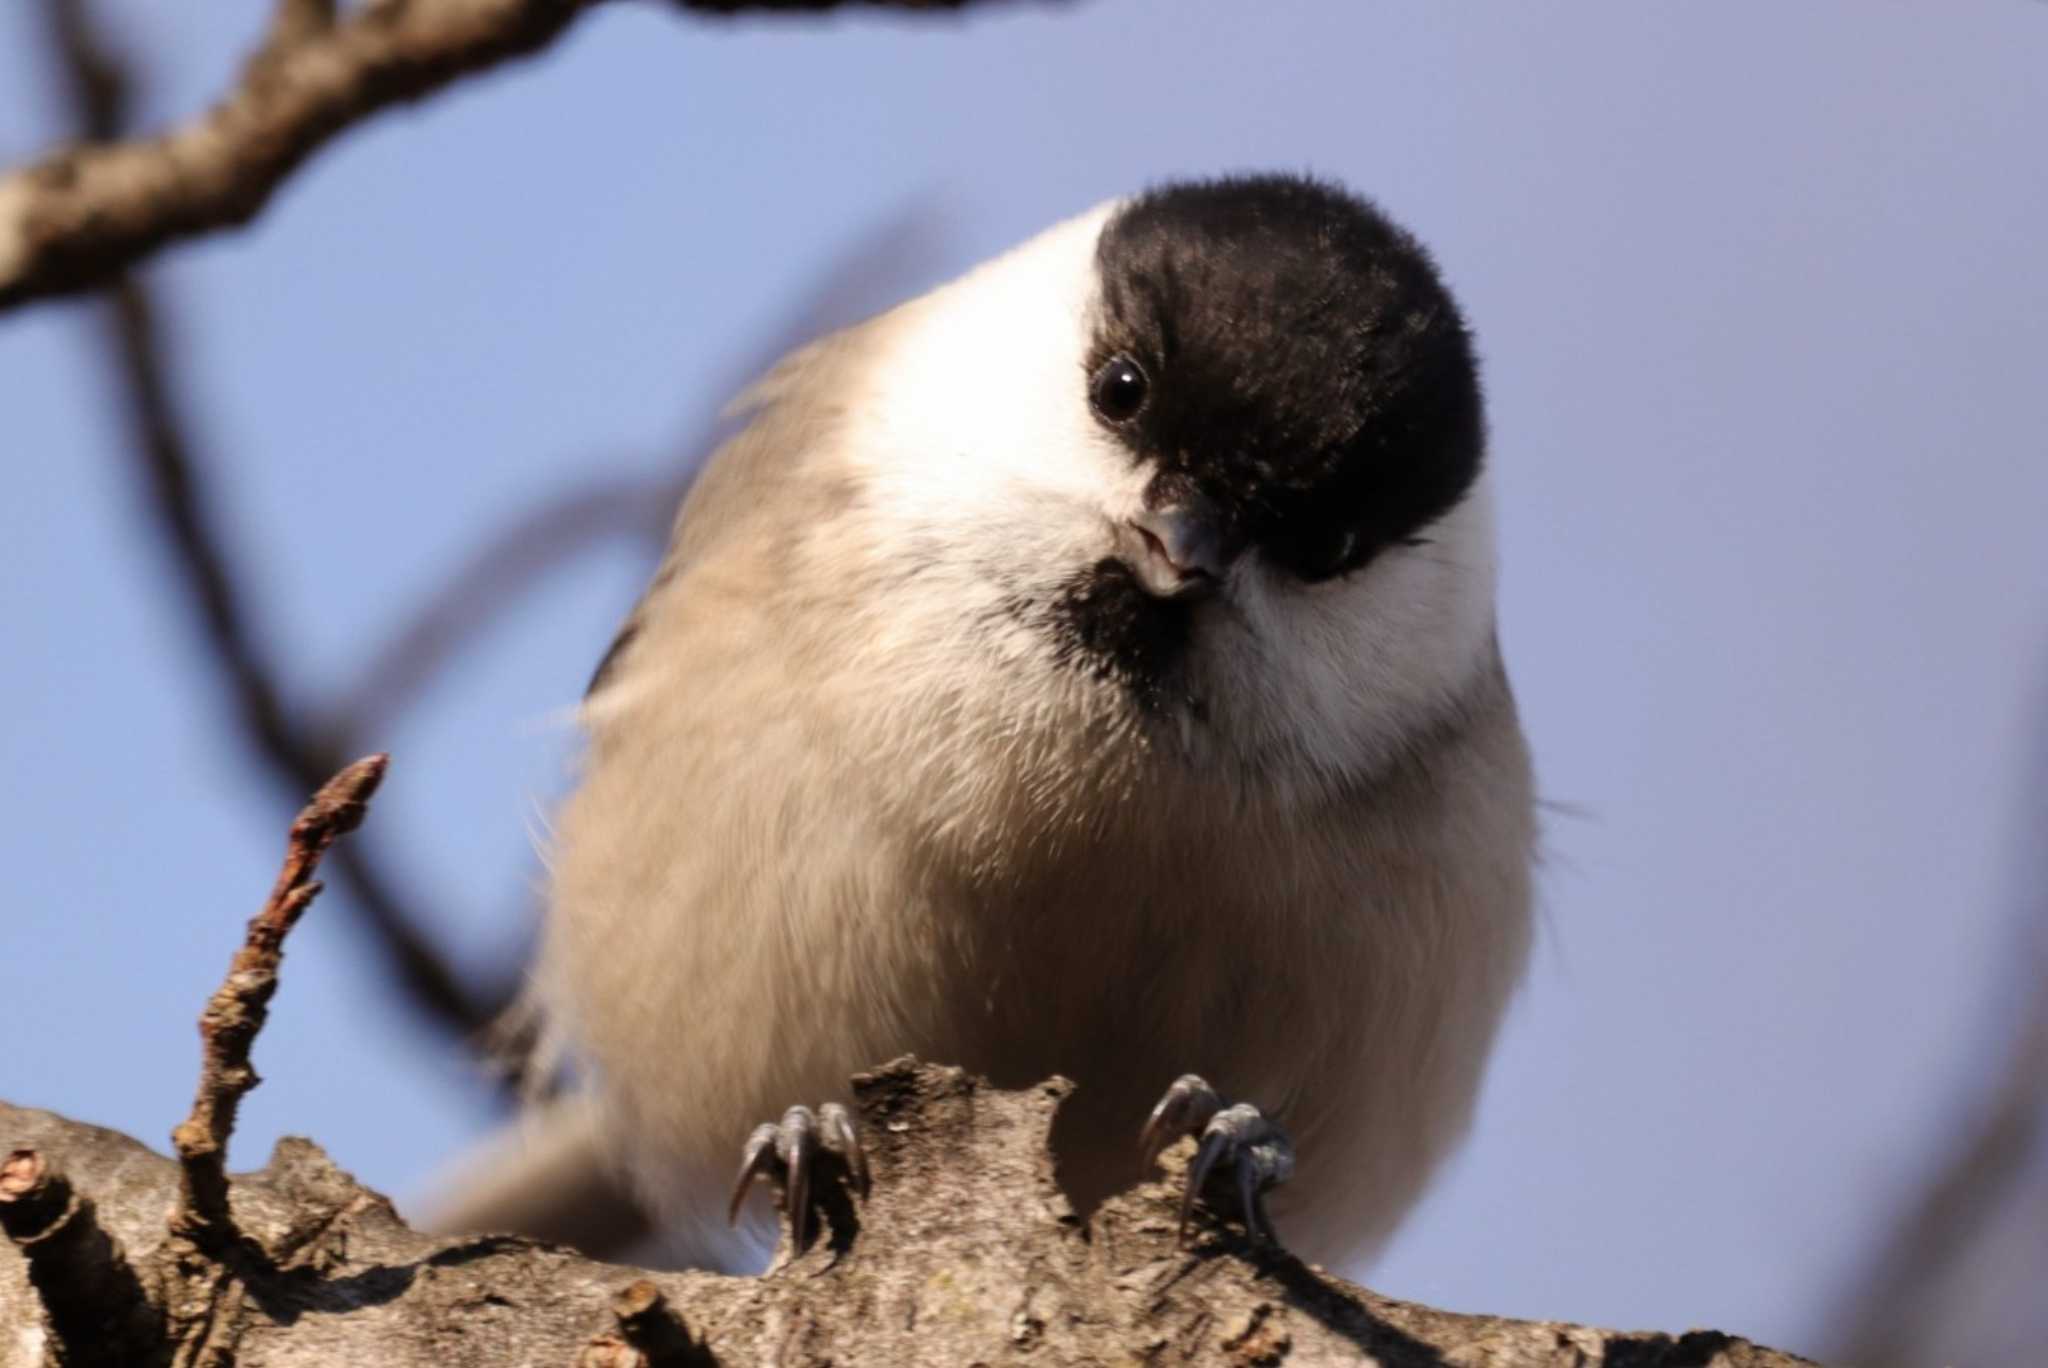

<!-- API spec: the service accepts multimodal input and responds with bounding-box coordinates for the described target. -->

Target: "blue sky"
[2,2,2045,1359]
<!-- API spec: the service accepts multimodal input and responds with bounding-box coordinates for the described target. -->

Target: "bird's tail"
[411,1091,655,1258]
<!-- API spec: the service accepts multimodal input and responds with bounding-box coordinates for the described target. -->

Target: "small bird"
[434,173,1536,1273]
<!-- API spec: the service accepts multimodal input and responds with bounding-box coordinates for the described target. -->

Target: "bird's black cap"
[1090,174,1484,582]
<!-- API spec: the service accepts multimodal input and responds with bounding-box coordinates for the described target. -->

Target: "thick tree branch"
[0,0,1024,310]
[2,1072,1819,1368]
[0,754,1819,1365]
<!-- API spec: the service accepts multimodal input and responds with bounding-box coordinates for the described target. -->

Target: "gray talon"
[726,1101,867,1251]
[1140,1073,1224,1171]
[727,1121,782,1226]
[819,1101,870,1198]
[1141,1076,1295,1245]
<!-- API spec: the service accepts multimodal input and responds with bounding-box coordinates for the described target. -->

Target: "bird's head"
[821,174,1501,795]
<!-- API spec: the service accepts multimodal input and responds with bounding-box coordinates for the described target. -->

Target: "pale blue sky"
[3,3,2045,1359]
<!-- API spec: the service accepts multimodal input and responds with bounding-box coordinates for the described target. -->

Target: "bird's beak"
[1119,496,1244,599]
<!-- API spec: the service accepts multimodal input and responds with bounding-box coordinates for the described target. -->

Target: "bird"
[429,172,1536,1275]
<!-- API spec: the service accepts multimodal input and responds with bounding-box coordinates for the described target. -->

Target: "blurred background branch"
[1838,992,2048,1365]
[0,0,1032,310]
[39,0,512,1040]
[21,0,993,1060]
[4,0,603,309]
[1831,676,2048,1365]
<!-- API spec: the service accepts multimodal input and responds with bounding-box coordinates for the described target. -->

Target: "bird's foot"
[1139,1073,1295,1246]
[727,1102,869,1253]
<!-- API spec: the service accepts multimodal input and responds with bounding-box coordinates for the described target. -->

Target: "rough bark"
[3,1062,1815,1368]
[0,757,1817,1367]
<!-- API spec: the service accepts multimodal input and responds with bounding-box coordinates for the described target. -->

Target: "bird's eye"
[1268,523,1361,583]
[1089,355,1150,424]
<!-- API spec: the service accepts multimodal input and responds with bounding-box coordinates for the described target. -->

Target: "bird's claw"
[1140,1074,1295,1245]
[726,1101,868,1251]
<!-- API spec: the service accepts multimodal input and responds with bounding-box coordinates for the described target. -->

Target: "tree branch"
[0,0,1028,311]
[35,0,513,1047]
[0,753,1820,1365]
[3,1073,1823,1367]
[0,0,599,309]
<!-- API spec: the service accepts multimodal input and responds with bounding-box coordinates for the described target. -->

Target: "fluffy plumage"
[442,174,1536,1273]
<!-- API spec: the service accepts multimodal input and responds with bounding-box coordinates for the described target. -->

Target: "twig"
[0,0,1025,310]
[43,0,124,140]
[169,755,389,1243]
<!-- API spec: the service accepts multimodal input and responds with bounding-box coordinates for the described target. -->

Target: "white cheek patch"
[1206,478,1499,783]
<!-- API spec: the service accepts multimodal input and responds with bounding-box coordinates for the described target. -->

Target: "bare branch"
[38,0,509,1044]
[1,1062,1820,1366]
[0,0,601,309]
[0,0,1030,310]
[43,0,125,141]
[170,755,389,1244]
